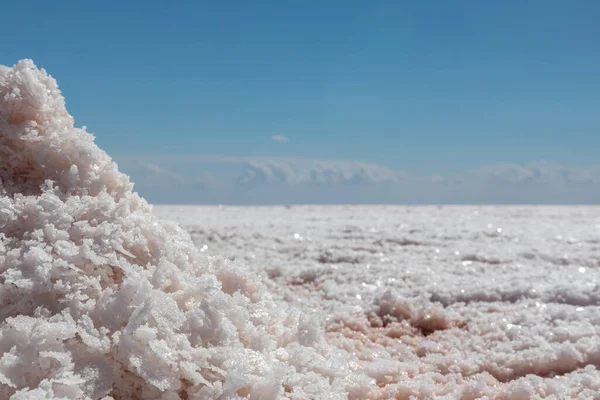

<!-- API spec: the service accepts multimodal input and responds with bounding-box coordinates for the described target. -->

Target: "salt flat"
[155,205,600,398]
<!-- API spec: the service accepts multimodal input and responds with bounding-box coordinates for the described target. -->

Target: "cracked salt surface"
[156,205,600,398]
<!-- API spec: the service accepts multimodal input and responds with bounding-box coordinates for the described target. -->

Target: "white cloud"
[236,159,404,186]
[469,162,600,185]
[271,135,289,143]
[113,155,600,205]
[118,160,186,188]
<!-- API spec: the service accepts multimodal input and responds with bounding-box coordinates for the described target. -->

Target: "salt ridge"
[0,60,373,399]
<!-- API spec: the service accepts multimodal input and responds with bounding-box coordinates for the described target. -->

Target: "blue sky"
[2,1,600,203]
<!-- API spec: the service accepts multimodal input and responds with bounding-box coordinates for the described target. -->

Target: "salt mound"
[0,60,372,399]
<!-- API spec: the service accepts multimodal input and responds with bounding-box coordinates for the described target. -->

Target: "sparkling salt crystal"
[0,60,372,399]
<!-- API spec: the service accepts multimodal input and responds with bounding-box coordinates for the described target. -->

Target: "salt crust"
[156,204,600,398]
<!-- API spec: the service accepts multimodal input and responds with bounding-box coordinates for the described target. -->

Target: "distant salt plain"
[155,205,600,398]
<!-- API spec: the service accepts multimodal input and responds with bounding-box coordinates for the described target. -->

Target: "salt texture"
[158,205,600,398]
[0,60,373,399]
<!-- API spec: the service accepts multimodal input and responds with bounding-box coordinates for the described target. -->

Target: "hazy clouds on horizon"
[115,155,600,205]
